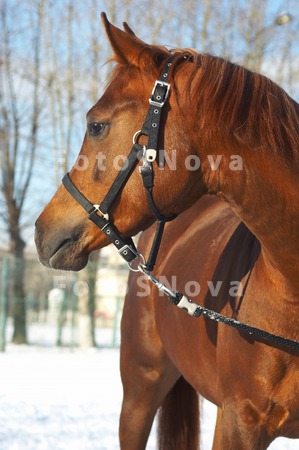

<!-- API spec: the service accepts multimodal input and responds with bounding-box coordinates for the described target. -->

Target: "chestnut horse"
[35,13,299,450]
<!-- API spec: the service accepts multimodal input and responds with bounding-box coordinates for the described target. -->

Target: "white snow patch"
[0,342,297,449]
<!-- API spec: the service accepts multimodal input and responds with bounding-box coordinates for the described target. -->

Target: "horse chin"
[48,241,89,271]
[49,251,88,271]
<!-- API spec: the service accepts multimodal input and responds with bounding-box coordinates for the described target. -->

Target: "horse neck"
[199,145,299,292]
[177,56,299,290]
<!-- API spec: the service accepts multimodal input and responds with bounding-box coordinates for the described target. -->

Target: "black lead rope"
[139,266,299,351]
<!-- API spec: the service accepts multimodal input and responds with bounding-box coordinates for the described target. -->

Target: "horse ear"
[123,21,136,37]
[101,12,147,65]
[101,13,159,68]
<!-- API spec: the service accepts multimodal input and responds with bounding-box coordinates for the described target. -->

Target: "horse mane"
[167,49,299,164]
[109,44,299,164]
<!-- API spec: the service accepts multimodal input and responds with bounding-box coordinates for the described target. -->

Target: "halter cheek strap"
[62,56,176,270]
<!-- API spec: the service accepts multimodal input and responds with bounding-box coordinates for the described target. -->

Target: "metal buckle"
[149,80,171,107]
[118,245,141,265]
[92,205,109,221]
[118,244,137,255]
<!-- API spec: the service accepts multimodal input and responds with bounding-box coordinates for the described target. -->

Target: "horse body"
[121,195,299,449]
[35,13,299,450]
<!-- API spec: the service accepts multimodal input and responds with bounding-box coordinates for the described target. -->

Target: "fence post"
[0,258,10,352]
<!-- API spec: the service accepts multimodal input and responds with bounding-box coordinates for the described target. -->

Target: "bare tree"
[0,0,44,343]
[76,251,99,348]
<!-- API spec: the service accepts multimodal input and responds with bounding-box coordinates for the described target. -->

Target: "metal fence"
[0,249,130,351]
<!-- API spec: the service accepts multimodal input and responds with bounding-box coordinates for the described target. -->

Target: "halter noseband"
[62,56,176,272]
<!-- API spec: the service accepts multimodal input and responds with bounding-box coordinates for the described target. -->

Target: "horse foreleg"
[211,407,222,450]
[119,287,180,450]
[119,346,179,450]
[219,400,277,450]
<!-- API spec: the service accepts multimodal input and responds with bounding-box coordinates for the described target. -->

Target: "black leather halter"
[62,57,176,271]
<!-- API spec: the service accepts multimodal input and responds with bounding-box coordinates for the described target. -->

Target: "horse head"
[35,13,206,270]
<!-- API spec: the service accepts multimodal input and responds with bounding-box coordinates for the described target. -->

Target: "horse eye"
[88,122,106,136]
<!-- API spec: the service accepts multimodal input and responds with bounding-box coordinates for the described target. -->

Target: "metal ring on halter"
[128,252,146,272]
[132,129,146,144]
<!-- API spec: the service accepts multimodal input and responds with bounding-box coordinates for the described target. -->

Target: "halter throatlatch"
[62,56,175,271]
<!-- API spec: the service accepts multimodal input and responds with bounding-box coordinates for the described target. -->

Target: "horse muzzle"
[34,216,89,271]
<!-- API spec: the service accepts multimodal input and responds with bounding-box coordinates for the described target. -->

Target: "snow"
[0,346,123,450]
[0,331,297,449]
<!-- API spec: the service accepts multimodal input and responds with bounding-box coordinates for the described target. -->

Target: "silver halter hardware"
[138,264,177,299]
[92,205,109,221]
[145,149,157,162]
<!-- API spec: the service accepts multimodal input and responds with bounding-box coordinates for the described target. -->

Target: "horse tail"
[158,376,200,450]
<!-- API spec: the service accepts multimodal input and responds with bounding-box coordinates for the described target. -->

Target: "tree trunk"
[11,237,27,344]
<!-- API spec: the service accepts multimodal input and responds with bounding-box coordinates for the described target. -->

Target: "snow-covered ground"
[0,328,297,449]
